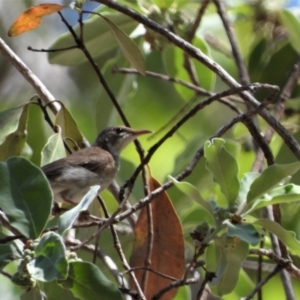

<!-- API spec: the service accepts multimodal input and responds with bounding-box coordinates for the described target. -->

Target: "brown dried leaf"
[130,176,185,300]
[8,3,65,37]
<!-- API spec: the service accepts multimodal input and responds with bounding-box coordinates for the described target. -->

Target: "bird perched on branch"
[42,126,151,205]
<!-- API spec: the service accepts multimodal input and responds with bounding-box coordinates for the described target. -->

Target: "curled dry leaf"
[8,3,65,37]
[130,176,185,300]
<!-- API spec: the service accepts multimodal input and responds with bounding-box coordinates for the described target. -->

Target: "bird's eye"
[116,127,123,134]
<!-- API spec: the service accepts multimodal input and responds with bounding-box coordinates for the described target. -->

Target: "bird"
[42,126,151,205]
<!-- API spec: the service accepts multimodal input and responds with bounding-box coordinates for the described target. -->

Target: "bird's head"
[94,126,151,154]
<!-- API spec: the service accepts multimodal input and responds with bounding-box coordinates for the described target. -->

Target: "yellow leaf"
[8,3,65,37]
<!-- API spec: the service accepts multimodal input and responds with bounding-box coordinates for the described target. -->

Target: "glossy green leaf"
[27,232,68,281]
[212,239,249,296]
[0,104,29,161]
[280,9,300,53]
[246,163,300,204]
[58,185,100,236]
[61,261,123,300]
[41,130,66,166]
[225,220,261,245]
[0,157,52,239]
[204,139,240,207]
[55,106,84,150]
[254,218,300,256]
[100,14,145,75]
[169,176,215,222]
[48,13,138,65]
[246,184,300,214]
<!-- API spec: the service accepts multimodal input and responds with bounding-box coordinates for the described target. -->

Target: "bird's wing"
[42,147,116,180]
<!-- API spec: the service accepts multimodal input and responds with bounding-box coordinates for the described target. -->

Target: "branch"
[0,38,60,114]
[250,248,300,280]
[94,0,300,161]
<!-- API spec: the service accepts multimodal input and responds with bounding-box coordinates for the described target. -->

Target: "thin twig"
[114,104,268,225]
[95,0,300,161]
[244,264,287,300]
[250,248,300,280]
[152,277,200,300]
[213,0,250,85]
[99,196,146,300]
[121,83,278,198]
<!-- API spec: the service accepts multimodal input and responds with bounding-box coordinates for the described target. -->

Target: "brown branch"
[213,0,250,85]
[115,103,268,225]
[244,264,286,300]
[152,277,200,300]
[94,0,300,161]
[250,248,300,280]
[0,38,60,114]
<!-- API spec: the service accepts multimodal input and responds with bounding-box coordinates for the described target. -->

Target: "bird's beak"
[132,129,153,137]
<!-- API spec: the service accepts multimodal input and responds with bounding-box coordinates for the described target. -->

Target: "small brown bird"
[42,126,151,205]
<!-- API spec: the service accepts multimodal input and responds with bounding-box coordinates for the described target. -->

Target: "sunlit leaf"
[254,218,300,256]
[130,176,185,300]
[27,232,68,281]
[0,104,29,161]
[162,37,215,101]
[236,172,260,211]
[58,185,100,236]
[62,261,123,300]
[246,163,300,204]
[280,9,300,53]
[41,129,66,166]
[204,139,240,207]
[8,4,65,37]
[100,15,145,75]
[55,106,84,150]
[245,184,300,214]
[49,12,138,65]
[0,157,52,239]
[169,176,215,222]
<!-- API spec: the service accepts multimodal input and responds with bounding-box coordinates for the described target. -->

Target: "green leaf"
[204,139,240,207]
[41,130,66,166]
[169,176,215,222]
[100,14,145,75]
[280,9,300,53]
[246,184,300,214]
[61,261,123,300]
[27,232,68,281]
[0,157,52,239]
[0,241,22,270]
[58,185,100,236]
[212,238,249,296]
[0,106,24,144]
[246,163,300,204]
[49,12,138,65]
[224,220,261,245]
[0,104,29,161]
[55,106,84,150]
[162,37,215,101]
[237,172,260,211]
[254,218,300,256]
[152,0,174,9]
